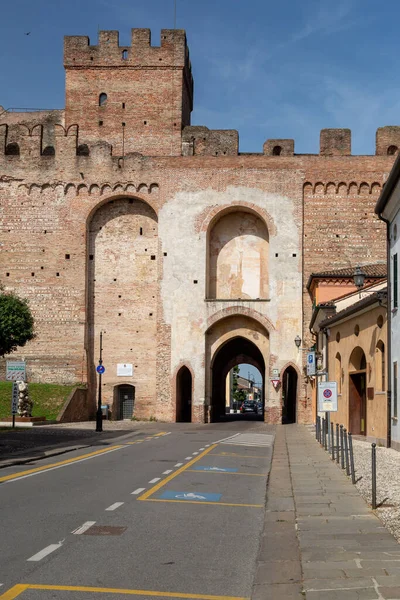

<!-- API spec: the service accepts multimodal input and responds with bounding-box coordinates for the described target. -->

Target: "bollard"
[316,416,319,441]
[344,428,350,476]
[336,423,340,464]
[317,416,321,443]
[340,425,345,469]
[324,418,328,451]
[348,432,356,484]
[321,418,325,446]
[331,421,335,460]
[371,443,377,509]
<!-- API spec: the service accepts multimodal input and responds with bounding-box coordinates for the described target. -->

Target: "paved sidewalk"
[252,424,400,599]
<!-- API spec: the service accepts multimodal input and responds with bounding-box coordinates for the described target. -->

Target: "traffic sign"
[11,382,19,415]
[96,365,105,374]
[318,381,338,412]
[6,361,26,381]
[307,352,316,376]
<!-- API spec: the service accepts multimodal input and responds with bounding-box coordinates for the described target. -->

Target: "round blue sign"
[96,365,105,374]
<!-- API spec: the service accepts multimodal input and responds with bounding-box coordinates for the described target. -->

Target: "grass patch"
[0,382,77,421]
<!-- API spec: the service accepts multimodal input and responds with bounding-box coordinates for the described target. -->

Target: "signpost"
[11,382,18,428]
[6,361,26,382]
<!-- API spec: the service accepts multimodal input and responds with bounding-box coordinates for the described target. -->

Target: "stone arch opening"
[87,197,158,419]
[282,366,298,424]
[176,366,192,423]
[207,209,269,300]
[272,145,282,156]
[206,315,269,423]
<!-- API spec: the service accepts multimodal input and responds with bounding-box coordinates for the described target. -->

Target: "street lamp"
[353,266,387,301]
[96,331,104,432]
[294,335,301,348]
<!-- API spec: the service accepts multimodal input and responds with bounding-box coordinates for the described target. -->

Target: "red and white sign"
[318,381,338,412]
[271,379,281,389]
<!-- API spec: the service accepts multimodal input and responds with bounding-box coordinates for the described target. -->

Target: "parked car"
[257,401,263,413]
[240,401,258,414]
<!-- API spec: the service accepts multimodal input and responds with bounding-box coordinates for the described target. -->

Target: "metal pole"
[344,428,350,476]
[321,417,325,446]
[326,412,331,452]
[96,331,103,432]
[316,416,319,441]
[371,443,377,509]
[331,421,334,460]
[340,425,345,469]
[348,432,356,484]
[324,418,328,451]
[336,423,340,464]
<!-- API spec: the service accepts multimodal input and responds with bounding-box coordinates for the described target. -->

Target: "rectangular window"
[394,253,398,309]
[394,362,398,419]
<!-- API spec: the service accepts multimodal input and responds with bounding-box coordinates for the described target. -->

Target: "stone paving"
[252,424,400,599]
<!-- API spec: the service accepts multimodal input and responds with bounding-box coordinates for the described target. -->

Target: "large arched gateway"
[205,315,269,422]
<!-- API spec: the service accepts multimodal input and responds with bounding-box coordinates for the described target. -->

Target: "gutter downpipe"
[378,211,391,449]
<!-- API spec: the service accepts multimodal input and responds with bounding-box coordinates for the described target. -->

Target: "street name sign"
[318,381,338,412]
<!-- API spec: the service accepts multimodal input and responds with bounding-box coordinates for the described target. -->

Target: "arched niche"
[176,366,192,423]
[349,346,366,371]
[87,197,158,417]
[207,209,269,300]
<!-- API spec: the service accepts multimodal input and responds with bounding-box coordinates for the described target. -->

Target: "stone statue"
[16,380,33,417]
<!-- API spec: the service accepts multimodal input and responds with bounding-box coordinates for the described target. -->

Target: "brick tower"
[64,29,193,156]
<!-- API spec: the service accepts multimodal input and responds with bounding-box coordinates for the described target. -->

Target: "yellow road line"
[210,453,266,459]
[0,584,28,600]
[0,583,249,600]
[145,499,264,508]
[137,445,217,501]
[0,445,126,483]
[186,470,265,477]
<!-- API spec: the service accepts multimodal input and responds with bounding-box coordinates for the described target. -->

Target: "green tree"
[0,290,35,357]
[232,365,247,405]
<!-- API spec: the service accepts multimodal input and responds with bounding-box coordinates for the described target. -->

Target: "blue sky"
[1,0,400,155]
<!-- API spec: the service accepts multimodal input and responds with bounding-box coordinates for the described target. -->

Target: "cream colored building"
[318,290,388,445]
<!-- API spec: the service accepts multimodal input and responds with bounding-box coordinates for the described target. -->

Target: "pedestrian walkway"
[220,433,274,447]
[252,424,400,600]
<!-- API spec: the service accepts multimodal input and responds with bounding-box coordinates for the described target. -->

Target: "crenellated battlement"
[64,28,192,74]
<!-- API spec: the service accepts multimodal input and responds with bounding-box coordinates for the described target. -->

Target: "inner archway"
[211,336,265,422]
[282,366,298,424]
[176,366,192,423]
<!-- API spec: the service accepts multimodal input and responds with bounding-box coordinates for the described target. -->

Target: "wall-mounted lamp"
[353,266,387,302]
[294,335,301,348]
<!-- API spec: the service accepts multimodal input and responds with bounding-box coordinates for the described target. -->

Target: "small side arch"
[175,365,193,423]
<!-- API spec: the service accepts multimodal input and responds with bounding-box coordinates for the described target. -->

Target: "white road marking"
[220,433,274,447]
[105,502,124,511]
[71,521,96,535]
[27,540,64,562]
[205,444,210,447]
[192,452,199,455]
[131,488,146,495]
[185,456,192,460]
[175,463,183,467]
[162,470,173,474]
[149,478,160,483]
[199,448,205,451]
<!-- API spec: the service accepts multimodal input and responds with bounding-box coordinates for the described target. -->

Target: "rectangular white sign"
[307,352,316,376]
[117,363,133,377]
[6,361,26,381]
[318,381,338,412]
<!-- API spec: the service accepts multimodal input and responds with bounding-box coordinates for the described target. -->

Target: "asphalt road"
[0,420,275,600]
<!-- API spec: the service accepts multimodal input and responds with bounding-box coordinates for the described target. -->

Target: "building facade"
[0,28,397,423]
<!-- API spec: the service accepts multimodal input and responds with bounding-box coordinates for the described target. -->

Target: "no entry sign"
[318,381,338,412]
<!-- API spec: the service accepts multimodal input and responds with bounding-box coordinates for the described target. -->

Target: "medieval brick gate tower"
[0,28,396,423]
